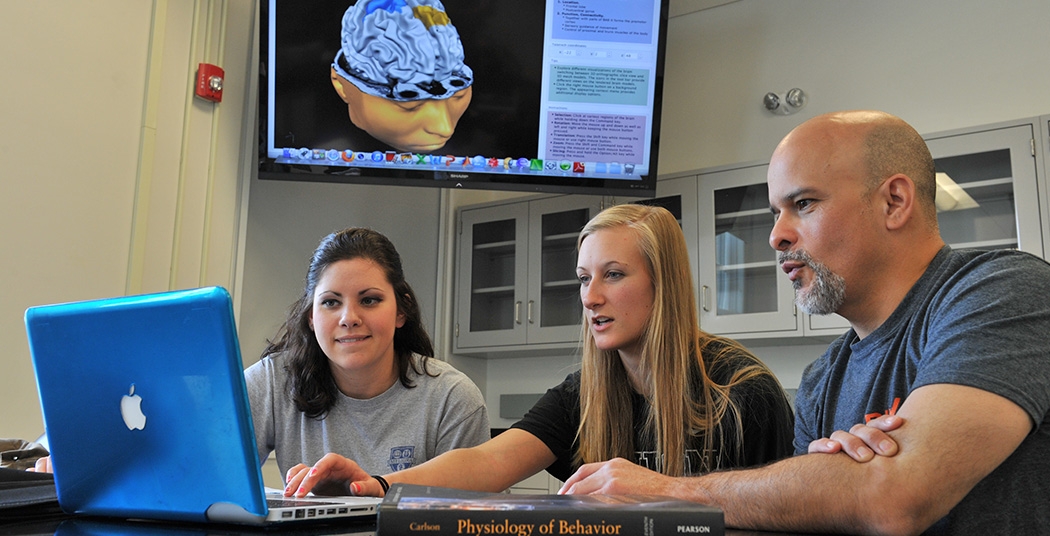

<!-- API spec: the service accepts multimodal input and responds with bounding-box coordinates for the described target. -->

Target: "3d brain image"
[333,0,473,102]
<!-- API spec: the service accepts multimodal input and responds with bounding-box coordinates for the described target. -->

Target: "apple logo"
[120,384,147,430]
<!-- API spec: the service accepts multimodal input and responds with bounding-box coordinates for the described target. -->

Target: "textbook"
[377,483,723,535]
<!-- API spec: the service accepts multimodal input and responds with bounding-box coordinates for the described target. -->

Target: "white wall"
[659,0,1050,173]
[1,2,146,439]
[237,179,444,368]
[0,1,256,440]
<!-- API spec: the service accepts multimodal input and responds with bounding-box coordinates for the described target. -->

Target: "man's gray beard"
[780,251,846,315]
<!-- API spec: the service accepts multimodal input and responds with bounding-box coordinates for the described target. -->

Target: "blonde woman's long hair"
[574,204,767,476]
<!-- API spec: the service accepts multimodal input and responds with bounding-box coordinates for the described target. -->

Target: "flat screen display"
[259,0,668,197]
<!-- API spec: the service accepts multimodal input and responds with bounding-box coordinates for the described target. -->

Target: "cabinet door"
[456,202,530,348]
[651,176,700,291]
[640,176,700,313]
[524,196,603,345]
[925,123,1042,257]
[697,165,800,337]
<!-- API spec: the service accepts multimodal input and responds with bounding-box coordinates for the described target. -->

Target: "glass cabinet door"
[455,196,601,351]
[697,165,799,336]
[456,202,529,348]
[646,175,700,310]
[925,123,1042,257]
[525,196,602,345]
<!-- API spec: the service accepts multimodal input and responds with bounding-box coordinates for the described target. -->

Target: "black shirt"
[512,348,794,481]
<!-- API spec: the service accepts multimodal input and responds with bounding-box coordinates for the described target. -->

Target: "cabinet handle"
[527,300,534,324]
[515,301,522,324]
[701,285,710,312]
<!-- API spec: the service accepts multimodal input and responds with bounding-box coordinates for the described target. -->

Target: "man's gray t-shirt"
[794,247,1050,534]
[245,354,490,477]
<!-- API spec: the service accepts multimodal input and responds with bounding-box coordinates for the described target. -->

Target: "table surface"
[0,515,821,536]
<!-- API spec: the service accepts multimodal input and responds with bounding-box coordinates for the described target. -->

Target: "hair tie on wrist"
[372,474,390,495]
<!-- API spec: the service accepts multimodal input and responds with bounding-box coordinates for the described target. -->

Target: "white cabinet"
[454,195,602,355]
[686,117,1046,343]
[642,175,699,289]
[696,164,800,337]
[453,117,1048,353]
[690,164,851,340]
[924,121,1043,257]
[644,170,848,342]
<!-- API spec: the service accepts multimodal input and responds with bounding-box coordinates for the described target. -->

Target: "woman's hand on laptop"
[285,452,384,497]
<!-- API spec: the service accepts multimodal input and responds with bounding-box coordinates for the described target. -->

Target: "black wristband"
[372,474,390,495]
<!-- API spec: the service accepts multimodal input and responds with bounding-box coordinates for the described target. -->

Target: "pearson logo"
[677,525,712,533]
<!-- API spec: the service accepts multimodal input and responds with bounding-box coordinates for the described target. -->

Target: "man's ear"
[330,67,350,103]
[881,174,916,231]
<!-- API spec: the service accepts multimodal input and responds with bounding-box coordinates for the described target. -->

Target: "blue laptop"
[25,287,379,525]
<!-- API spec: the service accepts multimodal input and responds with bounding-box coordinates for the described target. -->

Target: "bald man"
[558,111,1050,534]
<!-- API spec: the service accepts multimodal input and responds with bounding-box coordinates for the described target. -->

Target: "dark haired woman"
[245,228,489,486]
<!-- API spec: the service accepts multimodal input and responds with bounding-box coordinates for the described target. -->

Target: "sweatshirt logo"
[388,446,415,471]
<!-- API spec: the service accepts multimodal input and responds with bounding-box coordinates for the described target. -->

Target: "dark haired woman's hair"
[260,228,435,418]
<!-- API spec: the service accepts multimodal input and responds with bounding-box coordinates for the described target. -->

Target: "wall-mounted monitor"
[259,0,669,198]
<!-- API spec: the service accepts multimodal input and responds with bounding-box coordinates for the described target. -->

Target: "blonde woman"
[284,205,794,498]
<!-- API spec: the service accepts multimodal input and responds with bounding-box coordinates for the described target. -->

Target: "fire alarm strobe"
[196,63,224,102]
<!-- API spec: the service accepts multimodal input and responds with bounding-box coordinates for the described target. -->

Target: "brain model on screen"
[330,0,473,152]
